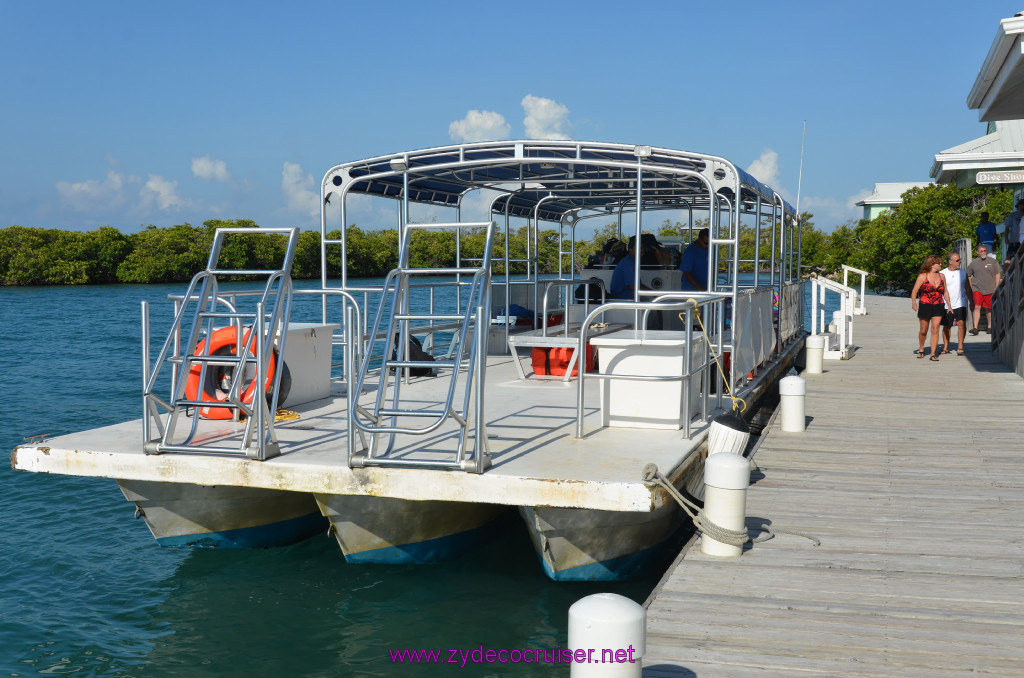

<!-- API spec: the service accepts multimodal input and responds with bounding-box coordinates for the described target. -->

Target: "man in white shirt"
[940,251,971,354]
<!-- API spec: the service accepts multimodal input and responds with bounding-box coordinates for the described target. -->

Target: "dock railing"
[575,295,728,439]
[991,252,1024,378]
[841,265,871,315]
[809,273,858,360]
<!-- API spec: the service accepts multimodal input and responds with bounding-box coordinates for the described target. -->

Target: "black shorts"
[917,301,945,320]
[941,307,967,326]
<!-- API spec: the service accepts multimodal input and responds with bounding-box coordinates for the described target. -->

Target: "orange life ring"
[184,327,277,420]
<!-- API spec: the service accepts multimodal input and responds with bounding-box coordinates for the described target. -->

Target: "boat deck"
[12,354,742,512]
[643,293,1024,676]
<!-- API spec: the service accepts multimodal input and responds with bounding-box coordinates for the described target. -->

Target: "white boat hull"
[315,494,505,564]
[519,503,685,581]
[118,479,326,548]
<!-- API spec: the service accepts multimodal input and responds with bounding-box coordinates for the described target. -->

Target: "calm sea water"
[0,279,835,677]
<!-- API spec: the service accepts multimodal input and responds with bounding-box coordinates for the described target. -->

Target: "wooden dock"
[643,293,1024,677]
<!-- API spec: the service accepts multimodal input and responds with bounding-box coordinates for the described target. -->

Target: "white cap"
[704,451,750,490]
[779,375,806,396]
[805,335,826,349]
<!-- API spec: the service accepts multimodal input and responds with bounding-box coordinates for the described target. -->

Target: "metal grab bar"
[142,227,299,460]
[841,265,871,315]
[809,273,858,360]
[575,295,728,439]
[541,278,607,335]
[347,221,497,474]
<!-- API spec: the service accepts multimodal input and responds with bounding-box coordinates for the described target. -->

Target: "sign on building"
[976,170,1024,184]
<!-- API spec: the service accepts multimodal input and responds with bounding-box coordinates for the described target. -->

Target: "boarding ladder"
[348,221,496,473]
[142,227,299,460]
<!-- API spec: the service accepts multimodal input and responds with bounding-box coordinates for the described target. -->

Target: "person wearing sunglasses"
[940,252,970,355]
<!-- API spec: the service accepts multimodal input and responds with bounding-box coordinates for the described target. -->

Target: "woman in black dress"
[910,254,953,361]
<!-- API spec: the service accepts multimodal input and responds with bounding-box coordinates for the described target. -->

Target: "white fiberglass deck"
[12,355,715,512]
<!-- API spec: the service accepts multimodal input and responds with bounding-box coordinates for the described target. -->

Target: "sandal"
[916,352,924,359]
[957,349,965,355]
[929,356,940,362]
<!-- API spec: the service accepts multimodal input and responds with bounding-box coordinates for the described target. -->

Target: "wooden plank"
[644,294,1024,676]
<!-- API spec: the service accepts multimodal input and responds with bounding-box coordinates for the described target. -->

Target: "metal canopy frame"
[320,139,800,392]
[324,141,793,225]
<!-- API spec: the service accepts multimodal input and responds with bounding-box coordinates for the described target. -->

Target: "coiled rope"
[642,463,821,548]
[682,300,746,414]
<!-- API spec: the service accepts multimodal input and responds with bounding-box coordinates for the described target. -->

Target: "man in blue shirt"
[609,237,639,298]
[679,228,710,291]
[976,212,997,252]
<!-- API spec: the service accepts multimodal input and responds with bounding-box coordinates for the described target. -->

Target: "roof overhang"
[968,14,1024,121]
[930,150,1024,183]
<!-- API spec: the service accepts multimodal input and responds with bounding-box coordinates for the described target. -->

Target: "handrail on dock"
[841,264,871,315]
[809,273,859,360]
[991,250,1024,378]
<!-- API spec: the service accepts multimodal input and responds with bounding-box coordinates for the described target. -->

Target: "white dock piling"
[701,452,750,557]
[568,593,645,677]
[804,335,825,374]
[779,375,806,433]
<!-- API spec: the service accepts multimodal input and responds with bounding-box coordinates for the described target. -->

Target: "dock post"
[805,335,825,374]
[702,452,750,557]
[779,376,806,433]
[568,593,644,677]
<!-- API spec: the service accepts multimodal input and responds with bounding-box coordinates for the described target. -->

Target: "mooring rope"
[681,301,746,414]
[642,463,821,548]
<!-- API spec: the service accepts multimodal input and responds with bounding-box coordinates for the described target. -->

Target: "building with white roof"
[854,182,933,221]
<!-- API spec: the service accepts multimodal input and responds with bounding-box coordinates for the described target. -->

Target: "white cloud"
[282,161,320,218]
[449,110,511,143]
[800,194,864,231]
[140,174,190,210]
[747,149,780,189]
[56,170,136,211]
[846,188,873,210]
[522,95,572,140]
[192,155,230,182]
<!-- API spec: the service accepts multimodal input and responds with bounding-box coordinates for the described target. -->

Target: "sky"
[0,2,1018,235]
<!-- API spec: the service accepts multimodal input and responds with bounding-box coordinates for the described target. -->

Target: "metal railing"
[809,273,858,360]
[841,265,871,315]
[541,278,607,335]
[142,227,299,460]
[575,295,728,439]
[347,221,496,473]
[991,251,1024,378]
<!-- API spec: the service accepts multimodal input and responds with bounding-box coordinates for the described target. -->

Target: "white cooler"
[590,329,704,430]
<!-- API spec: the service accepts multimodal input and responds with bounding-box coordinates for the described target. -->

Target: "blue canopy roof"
[326,141,796,223]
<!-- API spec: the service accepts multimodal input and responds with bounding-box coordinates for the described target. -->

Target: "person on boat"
[679,228,710,291]
[966,244,1001,335]
[940,252,970,355]
[609,236,641,298]
[604,239,626,266]
[640,232,673,267]
[911,254,952,361]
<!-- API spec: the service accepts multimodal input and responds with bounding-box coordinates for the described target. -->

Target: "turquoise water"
[0,280,834,676]
[0,282,665,677]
